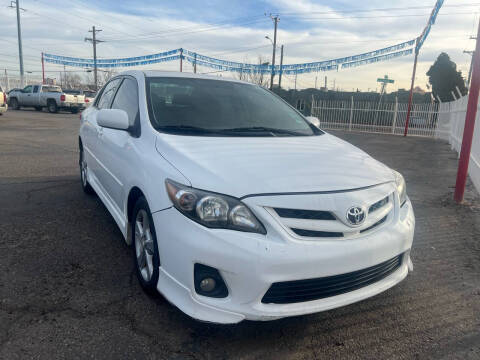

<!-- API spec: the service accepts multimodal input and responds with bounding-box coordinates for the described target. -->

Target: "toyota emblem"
[346,206,366,226]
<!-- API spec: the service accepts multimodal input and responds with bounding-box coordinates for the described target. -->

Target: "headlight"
[165,179,266,234]
[393,170,407,207]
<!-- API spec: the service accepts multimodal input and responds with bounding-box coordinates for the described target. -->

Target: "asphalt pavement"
[0,109,479,359]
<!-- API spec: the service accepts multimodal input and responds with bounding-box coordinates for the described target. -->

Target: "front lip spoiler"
[239,181,392,200]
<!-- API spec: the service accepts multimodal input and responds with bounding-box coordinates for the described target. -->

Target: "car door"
[96,76,140,213]
[20,85,33,106]
[31,85,40,106]
[82,78,122,192]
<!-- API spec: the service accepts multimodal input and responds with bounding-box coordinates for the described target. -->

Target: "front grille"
[291,228,343,238]
[369,196,389,213]
[274,208,336,220]
[262,253,403,304]
[360,215,387,233]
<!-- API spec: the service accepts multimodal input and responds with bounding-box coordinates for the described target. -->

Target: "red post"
[454,21,480,203]
[404,47,419,136]
[41,52,45,84]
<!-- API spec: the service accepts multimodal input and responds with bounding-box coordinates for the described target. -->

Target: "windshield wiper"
[157,125,308,137]
[221,127,306,136]
[156,125,226,135]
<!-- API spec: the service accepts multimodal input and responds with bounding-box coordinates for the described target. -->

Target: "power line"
[102,18,268,42]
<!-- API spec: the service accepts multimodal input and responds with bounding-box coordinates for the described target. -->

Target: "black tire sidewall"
[48,101,57,113]
[11,98,19,110]
[79,147,94,194]
[132,197,160,292]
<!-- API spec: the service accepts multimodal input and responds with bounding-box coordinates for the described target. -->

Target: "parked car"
[79,71,415,324]
[0,86,7,115]
[8,84,85,113]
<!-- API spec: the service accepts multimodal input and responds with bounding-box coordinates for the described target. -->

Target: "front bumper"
[0,104,7,113]
[152,197,415,324]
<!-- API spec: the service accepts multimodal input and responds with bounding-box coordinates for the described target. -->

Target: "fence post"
[348,96,354,131]
[392,96,398,134]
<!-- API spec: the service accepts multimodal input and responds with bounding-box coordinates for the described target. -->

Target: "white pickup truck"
[8,84,85,113]
[0,86,7,115]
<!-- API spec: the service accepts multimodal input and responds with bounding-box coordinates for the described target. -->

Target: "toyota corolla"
[79,71,415,324]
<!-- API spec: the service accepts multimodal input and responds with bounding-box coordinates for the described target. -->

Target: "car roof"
[119,70,255,86]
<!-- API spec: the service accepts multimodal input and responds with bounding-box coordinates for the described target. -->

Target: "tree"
[234,55,269,87]
[426,53,467,102]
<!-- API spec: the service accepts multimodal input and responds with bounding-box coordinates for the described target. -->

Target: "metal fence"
[311,98,439,137]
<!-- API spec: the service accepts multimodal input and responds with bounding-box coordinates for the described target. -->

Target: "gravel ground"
[0,109,479,359]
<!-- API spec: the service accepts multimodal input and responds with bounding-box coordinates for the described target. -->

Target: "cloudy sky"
[1,0,479,91]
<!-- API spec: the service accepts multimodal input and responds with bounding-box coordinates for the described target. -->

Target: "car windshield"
[146,77,322,137]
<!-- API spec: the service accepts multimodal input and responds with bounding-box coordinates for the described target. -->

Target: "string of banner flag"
[44,39,416,74]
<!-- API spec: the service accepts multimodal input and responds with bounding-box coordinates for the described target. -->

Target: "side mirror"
[305,116,320,128]
[97,109,130,131]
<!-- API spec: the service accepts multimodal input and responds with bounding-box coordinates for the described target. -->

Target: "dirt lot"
[0,109,479,359]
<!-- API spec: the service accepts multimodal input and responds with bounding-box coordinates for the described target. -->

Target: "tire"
[34,106,42,111]
[132,197,160,293]
[47,100,58,113]
[71,108,79,114]
[10,98,19,110]
[79,146,95,195]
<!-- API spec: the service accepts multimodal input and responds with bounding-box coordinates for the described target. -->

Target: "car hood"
[155,132,395,198]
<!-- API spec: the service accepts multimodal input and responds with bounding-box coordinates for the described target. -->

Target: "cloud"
[1,0,476,91]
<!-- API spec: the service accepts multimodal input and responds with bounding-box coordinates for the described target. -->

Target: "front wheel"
[79,146,94,195]
[10,98,19,110]
[133,197,160,293]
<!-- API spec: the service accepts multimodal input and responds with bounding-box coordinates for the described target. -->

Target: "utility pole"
[314,76,317,89]
[85,26,103,91]
[278,45,284,88]
[294,72,297,91]
[41,52,45,84]
[9,1,25,87]
[193,52,197,74]
[179,48,183,72]
[269,14,279,90]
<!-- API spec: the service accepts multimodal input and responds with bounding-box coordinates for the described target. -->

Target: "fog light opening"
[194,263,228,298]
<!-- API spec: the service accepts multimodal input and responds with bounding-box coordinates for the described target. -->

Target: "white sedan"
[79,71,415,324]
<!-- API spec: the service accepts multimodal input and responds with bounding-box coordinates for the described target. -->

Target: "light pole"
[266,36,283,89]
[266,14,279,90]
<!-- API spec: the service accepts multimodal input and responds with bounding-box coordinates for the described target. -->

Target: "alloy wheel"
[134,209,155,282]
